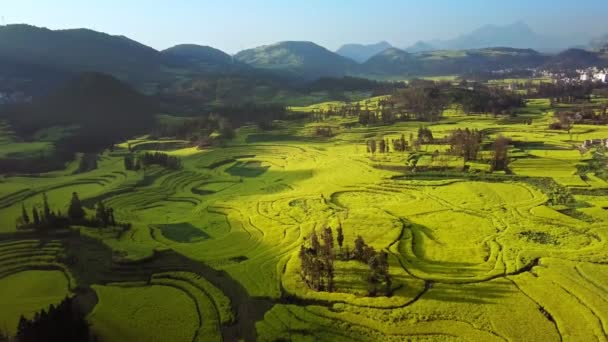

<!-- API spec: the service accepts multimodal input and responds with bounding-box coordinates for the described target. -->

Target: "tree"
[67,192,86,221]
[491,135,511,172]
[42,193,51,221]
[21,204,30,225]
[310,229,320,255]
[336,224,344,252]
[124,155,134,170]
[448,128,482,163]
[32,207,40,225]
[367,254,381,296]
[378,139,386,154]
[321,227,334,257]
[368,139,377,154]
[95,202,109,227]
[354,235,366,261]
[108,208,116,226]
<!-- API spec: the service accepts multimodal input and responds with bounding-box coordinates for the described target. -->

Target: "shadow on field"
[0,231,274,342]
[205,169,314,198]
[423,281,516,305]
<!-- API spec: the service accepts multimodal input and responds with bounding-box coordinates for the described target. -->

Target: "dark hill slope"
[4,72,156,150]
[0,24,162,82]
[543,49,607,70]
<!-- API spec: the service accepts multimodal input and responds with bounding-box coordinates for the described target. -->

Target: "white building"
[594,73,608,83]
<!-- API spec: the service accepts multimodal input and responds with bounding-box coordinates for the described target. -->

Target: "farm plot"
[89,284,199,342]
[0,270,69,335]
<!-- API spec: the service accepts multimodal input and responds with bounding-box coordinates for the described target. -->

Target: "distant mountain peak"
[405,41,435,53]
[336,41,393,63]
[414,21,580,51]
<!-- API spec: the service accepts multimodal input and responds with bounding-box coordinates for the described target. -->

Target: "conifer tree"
[322,227,334,257]
[95,202,108,227]
[68,192,85,221]
[108,208,116,226]
[310,229,320,255]
[42,193,51,221]
[21,204,30,225]
[32,207,40,225]
[354,235,365,261]
[336,224,344,251]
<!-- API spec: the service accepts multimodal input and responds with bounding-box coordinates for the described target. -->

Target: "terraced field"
[1,98,608,341]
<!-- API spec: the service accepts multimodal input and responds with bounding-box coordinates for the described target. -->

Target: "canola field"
[1,98,608,341]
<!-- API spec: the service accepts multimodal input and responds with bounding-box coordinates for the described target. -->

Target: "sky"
[1,0,607,53]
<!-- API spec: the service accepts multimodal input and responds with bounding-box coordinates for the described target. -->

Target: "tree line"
[299,225,392,297]
[365,127,511,172]
[124,152,181,171]
[17,192,127,231]
[151,114,235,146]
[15,296,91,342]
[304,80,525,126]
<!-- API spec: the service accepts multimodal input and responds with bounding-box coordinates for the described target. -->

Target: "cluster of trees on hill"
[306,81,525,126]
[448,84,524,115]
[138,152,181,170]
[16,296,91,342]
[538,81,598,104]
[214,103,288,129]
[124,152,181,170]
[305,77,407,96]
[552,106,608,130]
[365,127,511,173]
[299,226,391,296]
[313,126,335,137]
[16,192,125,231]
[152,114,234,144]
[366,128,431,154]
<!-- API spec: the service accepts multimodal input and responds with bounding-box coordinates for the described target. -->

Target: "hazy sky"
[2,0,607,53]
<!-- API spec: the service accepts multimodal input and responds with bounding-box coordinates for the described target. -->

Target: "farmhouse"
[582,138,608,149]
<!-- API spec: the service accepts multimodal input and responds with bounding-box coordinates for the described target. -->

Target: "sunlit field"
[1,95,608,341]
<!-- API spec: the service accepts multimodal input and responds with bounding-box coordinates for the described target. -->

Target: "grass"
[2,94,608,340]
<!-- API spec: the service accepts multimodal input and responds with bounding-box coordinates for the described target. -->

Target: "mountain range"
[0,23,607,95]
[337,22,594,62]
[423,21,586,52]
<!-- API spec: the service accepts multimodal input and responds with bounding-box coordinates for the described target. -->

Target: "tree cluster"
[537,81,596,104]
[299,226,392,297]
[449,86,524,116]
[447,128,483,162]
[16,296,91,342]
[299,227,336,292]
[313,126,335,137]
[151,114,235,144]
[393,85,448,122]
[136,152,182,170]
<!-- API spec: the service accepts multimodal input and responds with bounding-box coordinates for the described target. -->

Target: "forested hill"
[234,41,359,80]
[2,72,156,151]
[0,24,162,82]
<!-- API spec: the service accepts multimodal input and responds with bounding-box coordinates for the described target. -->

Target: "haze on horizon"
[2,0,607,53]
